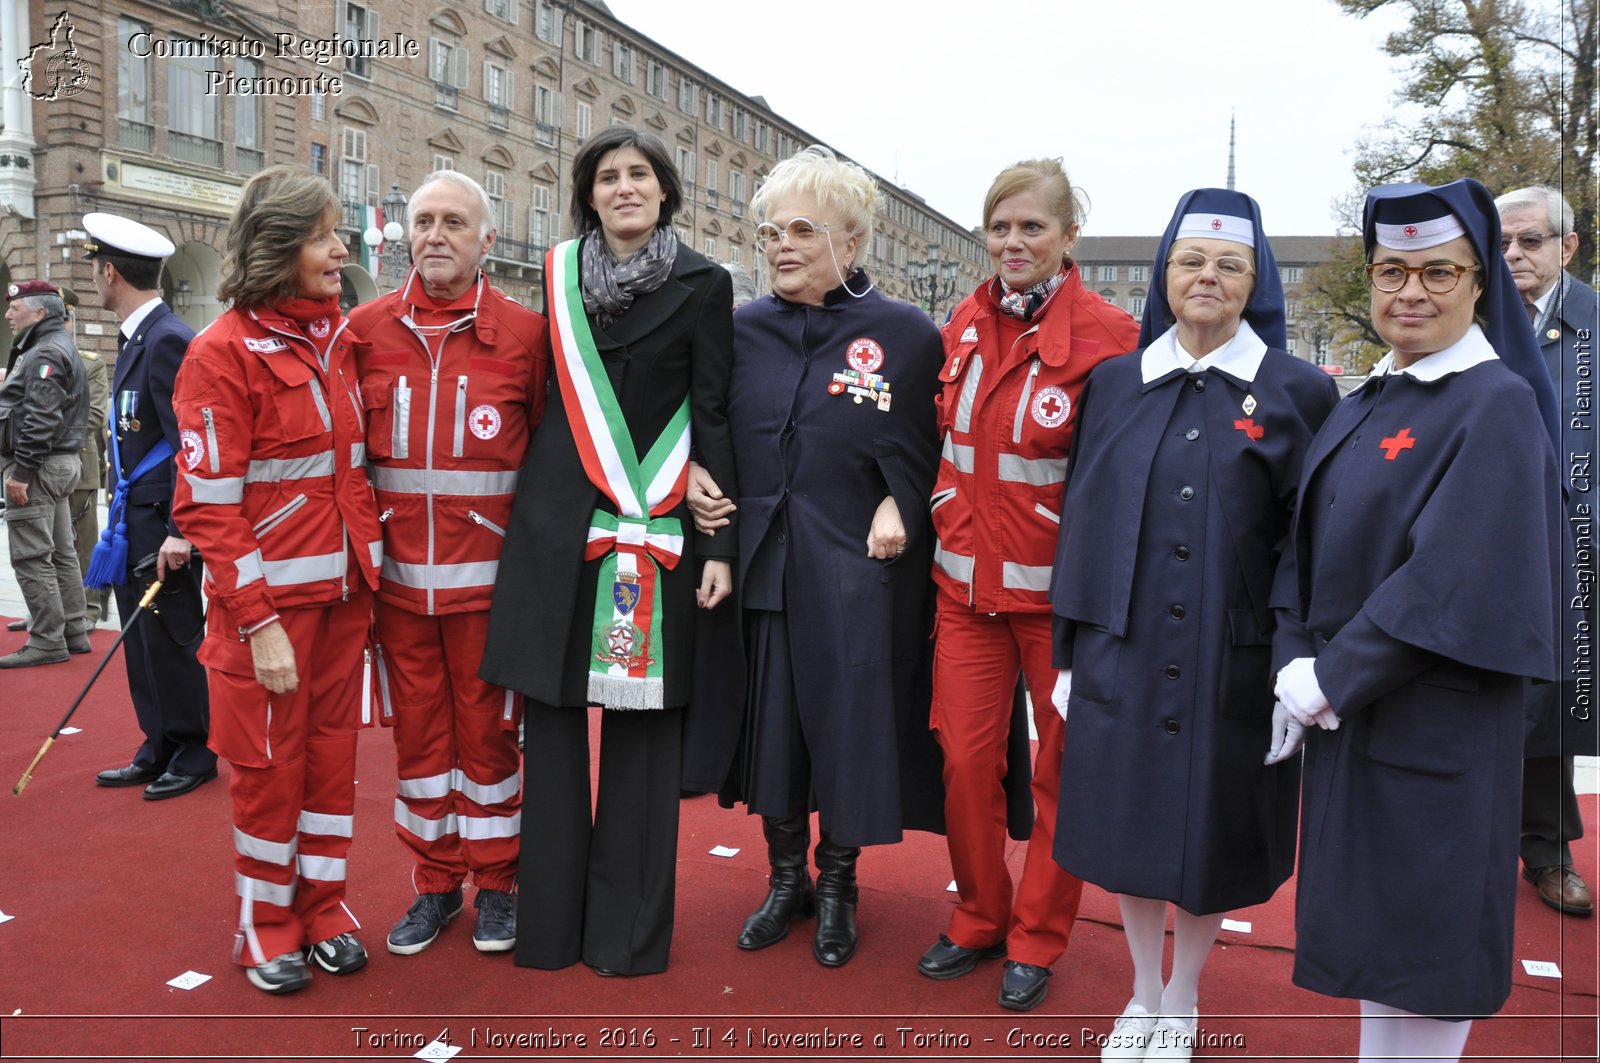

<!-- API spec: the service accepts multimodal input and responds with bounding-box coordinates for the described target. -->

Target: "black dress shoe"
[143,768,218,800]
[997,960,1052,1011]
[96,763,161,788]
[917,933,1006,980]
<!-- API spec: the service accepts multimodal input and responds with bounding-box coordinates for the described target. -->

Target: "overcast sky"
[606,0,1413,236]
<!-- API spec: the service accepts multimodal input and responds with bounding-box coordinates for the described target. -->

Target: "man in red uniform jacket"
[350,172,549,956]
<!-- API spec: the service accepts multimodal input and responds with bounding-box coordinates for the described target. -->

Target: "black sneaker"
[305,932,367,975]
[473,889,516,952]
[387,889,464,955]
[245,952,312,994]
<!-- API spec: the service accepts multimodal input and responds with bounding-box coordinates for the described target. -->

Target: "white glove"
[1274,657,1340,731]
[1051,669,1073,721]
[1264,701,1307,765]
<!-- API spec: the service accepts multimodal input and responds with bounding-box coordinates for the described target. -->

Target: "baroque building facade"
[0,0,988,354]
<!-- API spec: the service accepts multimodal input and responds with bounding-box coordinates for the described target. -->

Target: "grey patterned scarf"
[580,228,679,328]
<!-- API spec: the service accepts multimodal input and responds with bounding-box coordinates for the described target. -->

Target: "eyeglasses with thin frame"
[1365,262,1481,294]
[754,218,843,251]
[1499,231,1557,254]
[1166,251,1255,278]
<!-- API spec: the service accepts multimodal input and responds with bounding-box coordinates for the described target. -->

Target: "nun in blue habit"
[1048,188,1340,1060]
[1273,178,1562,1061]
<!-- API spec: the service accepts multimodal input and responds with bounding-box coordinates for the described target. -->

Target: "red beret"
[6,280,58,302]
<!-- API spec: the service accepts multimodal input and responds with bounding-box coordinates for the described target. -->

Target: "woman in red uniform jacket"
[172,166,383,995]
[920,158,1138,1012]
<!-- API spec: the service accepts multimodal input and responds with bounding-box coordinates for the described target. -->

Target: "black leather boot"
[736,813,814,950]
[812,834,860,967]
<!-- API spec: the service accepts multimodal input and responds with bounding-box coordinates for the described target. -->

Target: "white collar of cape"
[1140,318,1268,385]
[1358,323,1498,390]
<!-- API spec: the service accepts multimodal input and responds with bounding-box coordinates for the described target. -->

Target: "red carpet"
[1,618,1595,1061]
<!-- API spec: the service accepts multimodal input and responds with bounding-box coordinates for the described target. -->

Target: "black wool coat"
[681,277,946,844]
[481,239,736,710]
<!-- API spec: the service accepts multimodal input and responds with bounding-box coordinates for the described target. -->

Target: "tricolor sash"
[547,238,691,710]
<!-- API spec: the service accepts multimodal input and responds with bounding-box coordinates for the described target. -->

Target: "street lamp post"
[907,244,961,321]
[361,183,411,292]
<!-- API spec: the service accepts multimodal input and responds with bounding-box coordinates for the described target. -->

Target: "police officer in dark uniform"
[83,214,215,799]
[1,280,91,667]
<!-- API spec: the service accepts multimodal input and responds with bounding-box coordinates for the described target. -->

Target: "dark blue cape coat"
[1050,345,1337,913]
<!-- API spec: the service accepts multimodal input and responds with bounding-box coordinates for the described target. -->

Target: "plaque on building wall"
[108,159,241,212]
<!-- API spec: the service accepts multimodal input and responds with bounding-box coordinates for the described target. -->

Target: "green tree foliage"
[1305,0,1596,369]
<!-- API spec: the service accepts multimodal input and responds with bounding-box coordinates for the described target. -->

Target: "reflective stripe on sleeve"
[233,549,265,588]
[246,451,335,484]
[306,377,333,432]
[350,442,366,468]
[934,545,974,583]
[261,551,345,586]
[186,474,245,504]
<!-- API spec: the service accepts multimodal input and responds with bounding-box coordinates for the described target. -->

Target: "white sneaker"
[1144,1009,1198,1061]
[1101,1000,1158,1061]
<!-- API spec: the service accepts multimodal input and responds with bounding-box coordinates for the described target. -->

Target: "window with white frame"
[613,41,634,83]
[485,0,517,22]
[340,127,368,208]
[732,108,748,142]
[235,59,261,168]
[485,171,512,239]
[1129,295,1146,316]
[534,85,558,144]
[433,154,454,172]
[116,18,150,127]
[484,63,513,108]
[343,3,379,78]
[675,146,695,186]
[1096,265,1117,282]
[530,185,554,249]
[574,20,599,64]
[729,245,741,266]
[776,132,793,158]
[677,77,697,114]
[167,37,219,162]
[704,235,717,258]
[754,121,771,153]
[310,142,327,176]
[704,159,718,197]
[535,0,560,42]
[431,38,468,109]
[729,171,746,216]
[311,90,327,121]
[1129,265,1149,282]
[576,101,592,142]
[646,60,667,99]
[1281,266,1303,284]
[705,94,723,128]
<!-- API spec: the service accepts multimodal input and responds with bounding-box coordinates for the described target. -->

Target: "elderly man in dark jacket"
[1497,184,1600,918]
[1,281,91,667]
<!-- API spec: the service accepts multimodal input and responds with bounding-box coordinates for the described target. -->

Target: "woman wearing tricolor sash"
[481,126,736,976]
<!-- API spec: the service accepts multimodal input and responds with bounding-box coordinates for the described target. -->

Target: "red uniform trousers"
[208,584,371,967]
[377,601,522,894]
[930,599,1084,968]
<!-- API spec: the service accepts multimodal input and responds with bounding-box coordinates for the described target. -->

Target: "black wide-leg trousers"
[515,700,683,974]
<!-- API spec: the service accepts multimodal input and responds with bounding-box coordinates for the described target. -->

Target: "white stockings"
[1358,999,1472,1063]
